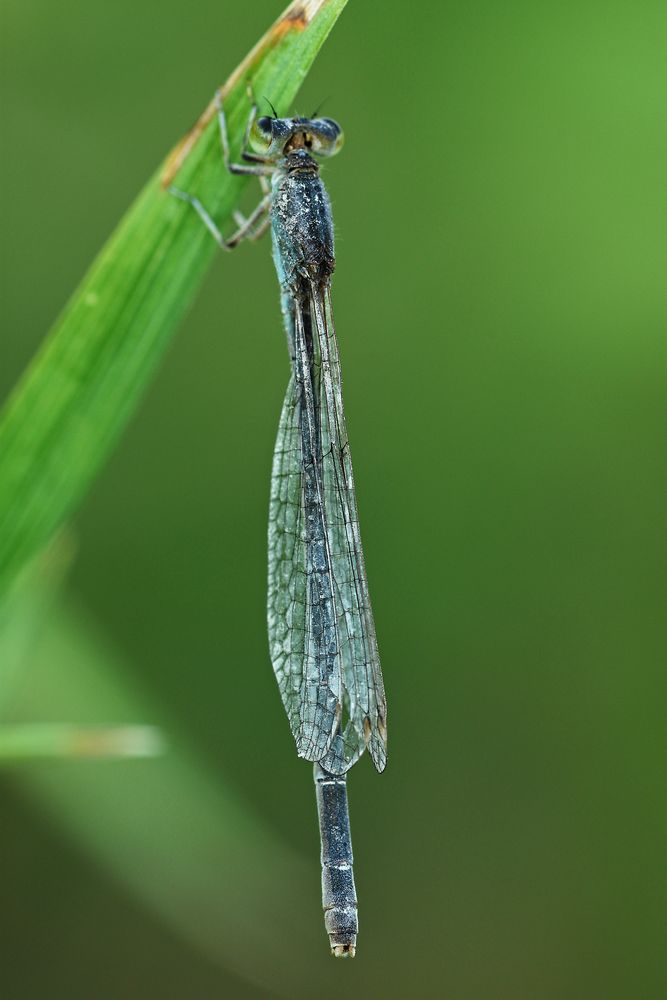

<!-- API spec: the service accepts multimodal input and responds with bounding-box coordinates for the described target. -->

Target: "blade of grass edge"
[0,0,348,598]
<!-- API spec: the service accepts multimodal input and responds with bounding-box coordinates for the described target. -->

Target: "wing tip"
[370,735,387,773]
[365,714,387,773]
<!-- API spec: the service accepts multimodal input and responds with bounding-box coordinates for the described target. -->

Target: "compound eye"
[256,116,273,136]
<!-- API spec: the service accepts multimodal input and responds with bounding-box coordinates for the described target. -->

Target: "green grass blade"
[0,722,164,761]
[0,0,348,598]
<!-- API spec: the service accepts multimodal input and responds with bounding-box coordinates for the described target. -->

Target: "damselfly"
[170,91,387,957]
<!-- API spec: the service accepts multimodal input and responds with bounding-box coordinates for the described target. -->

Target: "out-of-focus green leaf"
[3,588,325,996]
[0,723,164,761]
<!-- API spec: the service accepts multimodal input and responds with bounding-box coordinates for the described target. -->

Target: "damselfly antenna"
[311,95,331,117]
[263,96,279,118]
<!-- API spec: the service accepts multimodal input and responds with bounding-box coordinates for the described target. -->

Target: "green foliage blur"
[2,1,665,997]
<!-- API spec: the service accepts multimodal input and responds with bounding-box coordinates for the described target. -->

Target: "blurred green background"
[2,1,666,997]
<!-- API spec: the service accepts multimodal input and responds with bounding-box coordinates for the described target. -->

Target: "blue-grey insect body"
[170,96,386,958]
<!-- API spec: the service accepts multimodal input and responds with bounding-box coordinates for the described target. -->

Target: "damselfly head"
[250,115,344,159]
